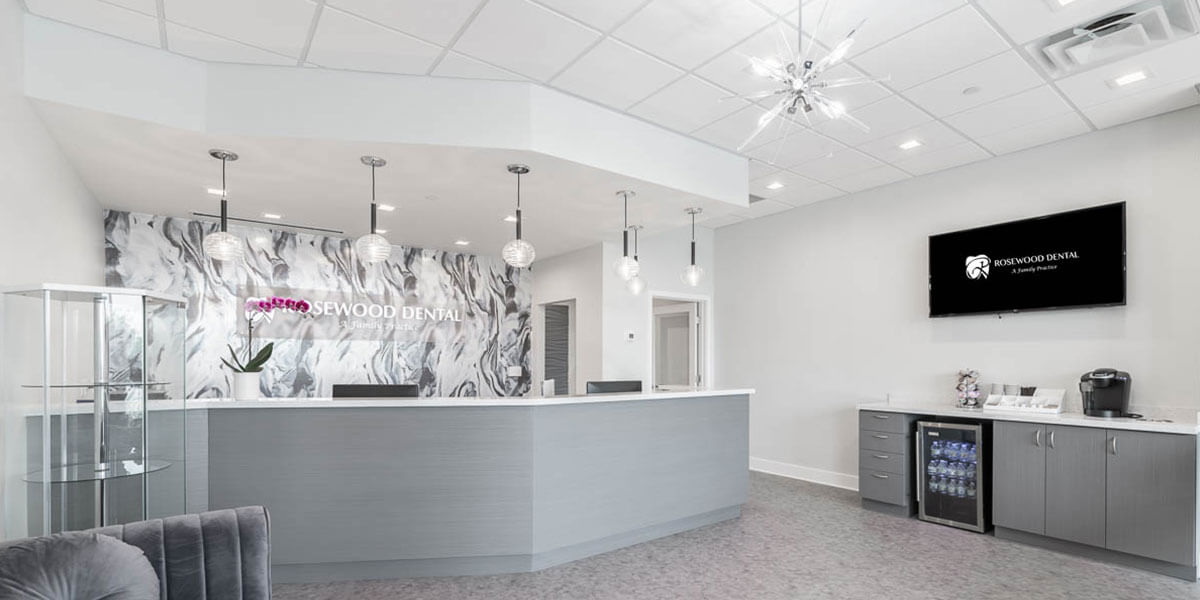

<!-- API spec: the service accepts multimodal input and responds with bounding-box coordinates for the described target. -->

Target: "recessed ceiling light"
[206,188,225,195]
[961,86,981,96]
[898,140,923,150]
[1112,71,1148,87]
[377,203,396,212]
[375,228,387,234]
[262,213,282,220]
[1057,0,1077,5]
[503,215,518,223]
[454,240,471,246]
[765,181,785,190]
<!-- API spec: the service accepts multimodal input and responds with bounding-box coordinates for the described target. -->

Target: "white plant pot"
[233,371,261,400]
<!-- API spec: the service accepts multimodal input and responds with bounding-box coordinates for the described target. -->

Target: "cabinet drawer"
[860,469,909,506]
[860,430,908,454]
[859,448,907,475]
[859,411,909,434]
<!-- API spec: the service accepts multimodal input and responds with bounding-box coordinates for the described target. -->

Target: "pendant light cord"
[515,171,523,241]
[621,192,630,258]
[690,211,697,266]
[220,157,228,233]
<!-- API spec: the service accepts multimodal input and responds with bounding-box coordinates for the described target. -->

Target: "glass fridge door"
[918,422,984,532]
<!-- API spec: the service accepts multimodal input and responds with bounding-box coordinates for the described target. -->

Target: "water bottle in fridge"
[966,480,977,499]
[931,440,942,458]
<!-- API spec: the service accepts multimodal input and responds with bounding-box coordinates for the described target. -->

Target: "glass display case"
[3,284,187,539]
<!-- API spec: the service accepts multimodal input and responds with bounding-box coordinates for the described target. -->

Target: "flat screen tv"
[929,202,1126,317]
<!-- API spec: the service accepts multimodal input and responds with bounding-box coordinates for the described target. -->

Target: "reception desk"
[185,389,752,582]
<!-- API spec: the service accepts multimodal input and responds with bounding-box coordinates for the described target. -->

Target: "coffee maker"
[1079,368,1133,418]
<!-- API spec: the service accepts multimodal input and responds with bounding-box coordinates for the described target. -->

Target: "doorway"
[652,297,704,390]
[542,300,574,396]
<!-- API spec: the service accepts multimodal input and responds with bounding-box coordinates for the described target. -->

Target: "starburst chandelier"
[735,1,889,151]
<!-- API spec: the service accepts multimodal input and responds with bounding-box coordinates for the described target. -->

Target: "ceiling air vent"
[1028,0,1199,77]
[748,194,767,204]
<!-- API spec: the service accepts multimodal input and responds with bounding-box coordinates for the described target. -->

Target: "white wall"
[715,105,1200,490]
[530,245,603,395]
[0,4,106,538]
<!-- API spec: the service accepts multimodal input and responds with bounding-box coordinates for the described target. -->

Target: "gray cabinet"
[1044,426,1106,547]
[992,421,1046,535]
[1105,430,1197,566]
[858,411,919,513]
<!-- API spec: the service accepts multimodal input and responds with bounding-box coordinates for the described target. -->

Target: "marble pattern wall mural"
[104,210,531,398]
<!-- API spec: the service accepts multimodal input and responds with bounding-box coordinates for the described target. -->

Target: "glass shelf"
[23,459,172,484]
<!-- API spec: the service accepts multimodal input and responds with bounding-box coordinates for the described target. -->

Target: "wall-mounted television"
[929,202,1126,317]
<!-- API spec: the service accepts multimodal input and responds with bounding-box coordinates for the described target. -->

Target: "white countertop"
[189,388,756,409]
[860,400,1200,435]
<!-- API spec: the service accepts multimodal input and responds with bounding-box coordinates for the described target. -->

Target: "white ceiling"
[22,0,1200,230]
[33,101,738,259]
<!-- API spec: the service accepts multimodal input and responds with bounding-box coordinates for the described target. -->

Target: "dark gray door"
[544,304,569,395]
[1044,425,1106,547]
[992,421,1046,535]
[1106,430,1197,566]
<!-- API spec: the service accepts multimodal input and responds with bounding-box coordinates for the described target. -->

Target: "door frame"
[534,298,576,396]
[646,291,712,391]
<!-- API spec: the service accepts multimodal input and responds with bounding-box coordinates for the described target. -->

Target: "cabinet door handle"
[872,454,890,460]
[1110,436,1118,456]
[1034,429,1041,447]
[873,414,890,420]
[871,473,890,479]
[872,434,889,439]
[1048,430,1055,449]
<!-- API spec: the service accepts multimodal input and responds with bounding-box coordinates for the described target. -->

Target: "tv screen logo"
[965,255,990,280]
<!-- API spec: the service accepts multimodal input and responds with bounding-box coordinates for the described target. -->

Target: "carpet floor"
[273,472,1200,599]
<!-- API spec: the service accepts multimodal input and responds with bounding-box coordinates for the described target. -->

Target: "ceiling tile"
[749,169,820,199]
[28,0,161,47]
[324,0,481,46]
[1081,81,1200,129]
[825,164,909,193]
[691,104,804,151]
[789,146,883,181]
[799,0,965,56]
[746,128,843,168]
[1054,36,1200,109]
[697,214,746,228]
[893,140,990,176]
[164,0,317,58]
[814,95,931,146]
[756,0,803,17]
[943,85,1074,139]
[432,51,526,80]
[855,120,966,163]
[454,0,600,80]
[103,0,158,16]
[976,111,1090,155]
[307,7,442,74]
[773,180,845,207]
[694,22,805,97]
[552,38,683,110]
[628,76,747,133]
[852,6,1009,90]
[904,51,1044,117]
[166,23,296,65]
[535,0,647,31]
[614,0,774,70]
[737,198,794,219]
[748,158,778,180]
[813,63,892,110]
[974,0,1135,45]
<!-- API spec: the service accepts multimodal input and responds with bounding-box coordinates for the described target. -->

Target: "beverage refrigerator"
[917,421,989,533]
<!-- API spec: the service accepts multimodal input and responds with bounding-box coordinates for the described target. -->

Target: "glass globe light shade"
[203,231,243,261]
[355,233,392,264]
[626,275,646,295]
[502,238,536,268]
[612,255,640,281]
[680,264,704,287]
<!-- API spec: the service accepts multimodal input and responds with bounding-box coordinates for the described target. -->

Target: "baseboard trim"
[995,526,1198,581]
[749,457,859,491]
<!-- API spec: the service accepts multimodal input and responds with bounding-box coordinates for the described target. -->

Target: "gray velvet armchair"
[0,506,271,600]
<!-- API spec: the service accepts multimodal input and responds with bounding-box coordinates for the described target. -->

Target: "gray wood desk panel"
[531,395,748,553]
[206,407,534,564]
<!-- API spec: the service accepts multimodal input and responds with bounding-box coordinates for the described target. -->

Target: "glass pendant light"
[626,225,646,295]
[502,164,536,268]
[355,156,392,265]
[680,208,704,287]
[612,190,640,281]
[202,149,244,261]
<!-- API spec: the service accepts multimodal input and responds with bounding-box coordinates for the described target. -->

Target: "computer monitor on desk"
[585,380,642,394]
[332,384,418,398]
